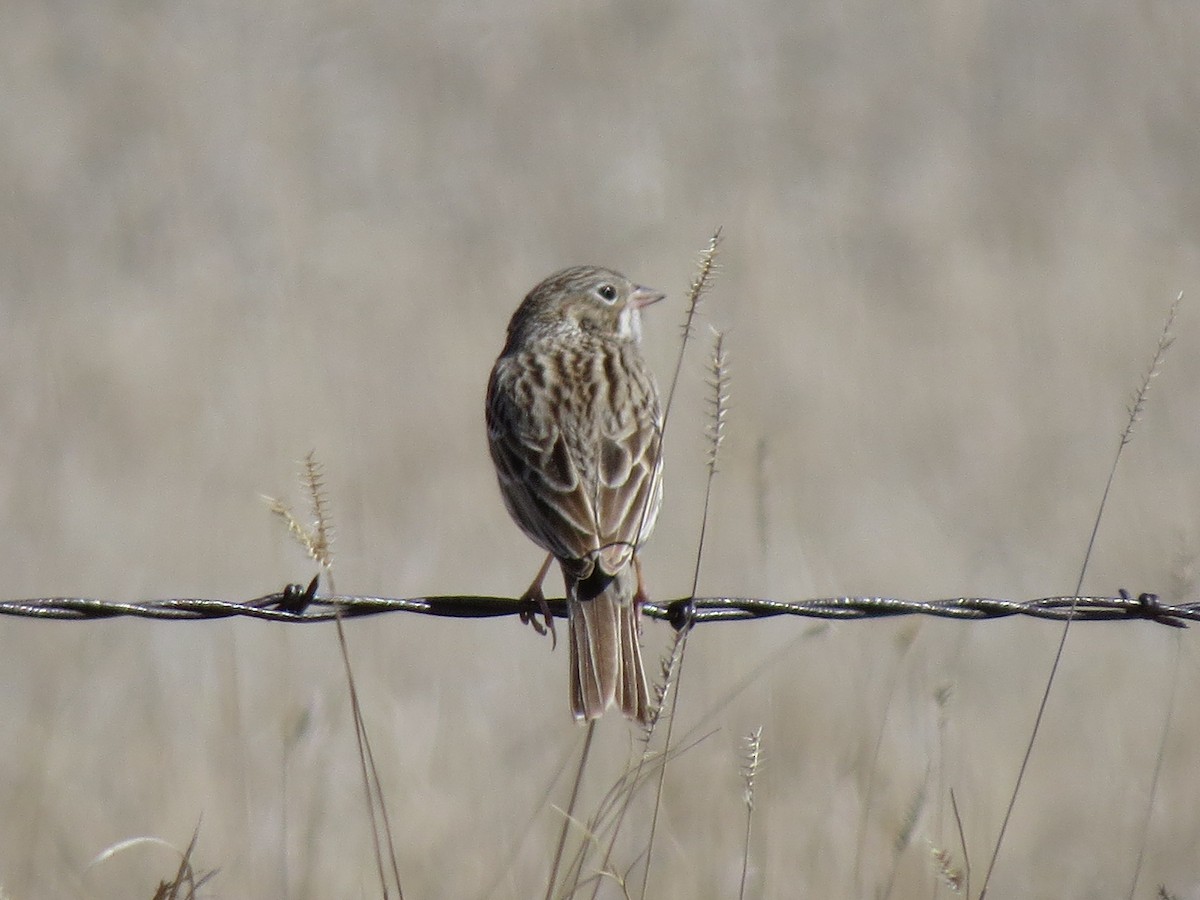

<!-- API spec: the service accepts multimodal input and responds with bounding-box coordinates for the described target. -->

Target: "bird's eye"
[596,283,617,303]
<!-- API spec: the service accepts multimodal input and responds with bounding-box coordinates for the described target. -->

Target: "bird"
[486,265,665,723]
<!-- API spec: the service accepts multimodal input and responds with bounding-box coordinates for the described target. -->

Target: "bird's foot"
[518,554,557,649]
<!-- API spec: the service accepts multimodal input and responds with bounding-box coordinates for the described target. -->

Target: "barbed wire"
[0,582,1189,628]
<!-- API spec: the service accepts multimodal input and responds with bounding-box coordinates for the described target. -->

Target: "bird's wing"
[486,361,602,570]
[486,352,662,577]
[592,401,662,575]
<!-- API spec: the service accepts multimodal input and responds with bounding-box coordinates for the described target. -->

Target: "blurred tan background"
[2,1,1199,897]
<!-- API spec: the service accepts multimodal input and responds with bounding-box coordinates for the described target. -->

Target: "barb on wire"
[0,587,1190,627]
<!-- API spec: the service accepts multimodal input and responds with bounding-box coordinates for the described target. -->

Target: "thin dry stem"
[334,615,405,899]
[581,713,716,900]
[587,630,686,900]
[268,453,403,899]
[638,617,695,900]
[583,234,724,900]
[546,723,596,900]
[636,228,723,593]
[979,292,1183,897]
[642,307,730,898]
[1127,634,1183,900]
[931,683,953,900]
[662,228,722,424]
[92,826,213,900]
[691,328,730,597]
[154,824,205,900]
[646,627,685,736]
[1127,540,1199,900]
[950,788,971,899]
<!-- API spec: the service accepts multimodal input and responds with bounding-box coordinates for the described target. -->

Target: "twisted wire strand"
[0,587,1187,628]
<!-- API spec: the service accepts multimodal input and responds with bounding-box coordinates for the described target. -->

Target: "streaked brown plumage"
[486,266,664,723]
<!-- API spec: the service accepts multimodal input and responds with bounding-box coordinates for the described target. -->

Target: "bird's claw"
[519,587,557,649]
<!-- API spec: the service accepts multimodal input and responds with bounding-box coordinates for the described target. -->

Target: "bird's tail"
[567,565,650,724]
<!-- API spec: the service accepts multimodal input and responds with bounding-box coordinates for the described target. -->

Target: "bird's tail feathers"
[567,565,650,724]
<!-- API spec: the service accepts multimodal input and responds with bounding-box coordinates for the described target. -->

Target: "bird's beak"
[628,285,666,310]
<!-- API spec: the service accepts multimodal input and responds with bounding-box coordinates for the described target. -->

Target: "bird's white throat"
[617,306,642,342]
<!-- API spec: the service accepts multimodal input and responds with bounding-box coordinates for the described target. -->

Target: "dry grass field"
[2,2,1199,897]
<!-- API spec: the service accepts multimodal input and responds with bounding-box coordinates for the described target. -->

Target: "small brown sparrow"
[486,266,664,723]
